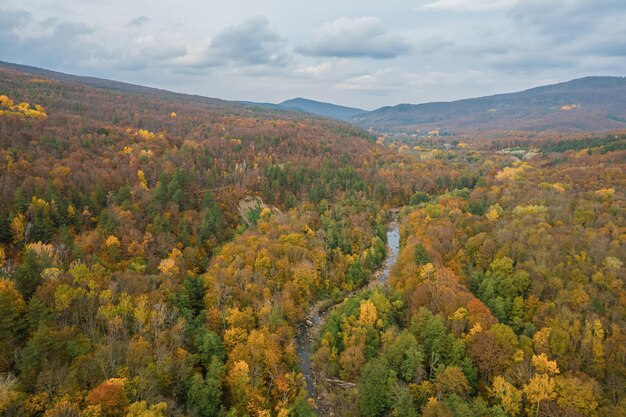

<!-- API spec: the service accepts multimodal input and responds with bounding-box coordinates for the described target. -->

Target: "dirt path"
[295,210,401,413]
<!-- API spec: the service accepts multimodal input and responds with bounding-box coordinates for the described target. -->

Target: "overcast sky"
[1,0,625,109]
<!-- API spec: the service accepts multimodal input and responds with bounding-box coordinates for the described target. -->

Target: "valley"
[0,63,624,417]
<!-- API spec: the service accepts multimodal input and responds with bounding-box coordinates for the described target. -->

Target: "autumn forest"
[0,65,624,417]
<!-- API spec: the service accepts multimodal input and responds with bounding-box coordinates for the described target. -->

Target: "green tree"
[14,250,44,299]
[357,358,394,417]
[414,244,432,266]
[187,358,223,417]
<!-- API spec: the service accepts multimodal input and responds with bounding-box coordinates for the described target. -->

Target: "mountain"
[278,98,366,121]
[353,76,626,133]
[0,61,331,120]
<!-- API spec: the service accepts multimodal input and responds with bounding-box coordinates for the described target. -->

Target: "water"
[380,224,400,285]
[295,218,402,411]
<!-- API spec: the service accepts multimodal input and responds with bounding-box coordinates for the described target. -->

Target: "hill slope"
[278,97,366,121]
[353,76,626,133]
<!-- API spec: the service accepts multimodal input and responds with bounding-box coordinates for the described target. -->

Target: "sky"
[1,0,625,109]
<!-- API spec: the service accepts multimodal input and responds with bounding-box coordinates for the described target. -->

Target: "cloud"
[169,16,288,69]
[128,16,150,27]
[509,0,626,42]
[297,17,412,59]
[0,9,95,69]
[335,68,491,102]
[419,0,516,12]
[413,36,456,54]
[210,16,287,65]
[0,9,31,32]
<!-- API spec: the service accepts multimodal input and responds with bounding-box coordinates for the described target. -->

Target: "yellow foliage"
[229,360,251,383]
[419,263,435,278]
[0,94,46,119]
[224,327,248,349]
[50,165,71,178]
[105,235,121,247]
[81,405,103,417]
[170,112,177,118]
[468,322,483,337]
[513,349,525,363]
[495,167,519,181]
[260,207,272,219]
[523,374,556,413]
[359,300,378,325]
[158,258,179,277]
[512,205,547,217]
[603,256,623,271]
[11,213,26,244]
[134,129,161,141]
[449,307,468,322]
[41,267,62,280]
[0,95,14,107]
[531,353,560,375]
[532,327,551,353]
[137,170,148,189]
[126,401,168,417]
[25,242,57,261]
[486,208,500,221]
[555,376,598,415]
[594,188,615,199]
[491,376,522,416]
[0,246,4,269]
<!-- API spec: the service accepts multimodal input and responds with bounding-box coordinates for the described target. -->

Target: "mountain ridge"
[2,60,624,133]
[278,97,366,121]
[352,76,626,133]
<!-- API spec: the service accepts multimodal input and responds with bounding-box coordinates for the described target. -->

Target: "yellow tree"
[491,376,522,416]
[523,374,556,417]
[555,376,598,417]
[10,213,26,245]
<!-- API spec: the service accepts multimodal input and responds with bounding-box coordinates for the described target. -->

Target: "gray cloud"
[129,16,150,27]
[0,9,94,69]
[0,9,31,31]
[167,16,288,70]
[297,17,412,59]
[210,16,287,66]
[419,0,516,12]
[510,0,626,42]
[413,37,456,54]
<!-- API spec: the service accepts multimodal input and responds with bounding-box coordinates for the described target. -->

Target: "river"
[295,215,401,412]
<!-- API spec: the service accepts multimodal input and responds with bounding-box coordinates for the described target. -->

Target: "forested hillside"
[312,135,626,416]
[0,65,624,417]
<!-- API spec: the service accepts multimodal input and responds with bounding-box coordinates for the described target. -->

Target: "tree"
[85,378,129,417]
[11,213,26,245]
[555,376,598,417]
[434,366,470,399]
[357,358,394,417]
[126,401,167,417]
[393,385,418,417]
[13,250,43,300]
[414,243,432,266]
[523,374,556,417]
[187,358,223,417]
[0,279,26,371]
[384,330,423,382]
[490,376,521,416]
[43,400,81,417]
